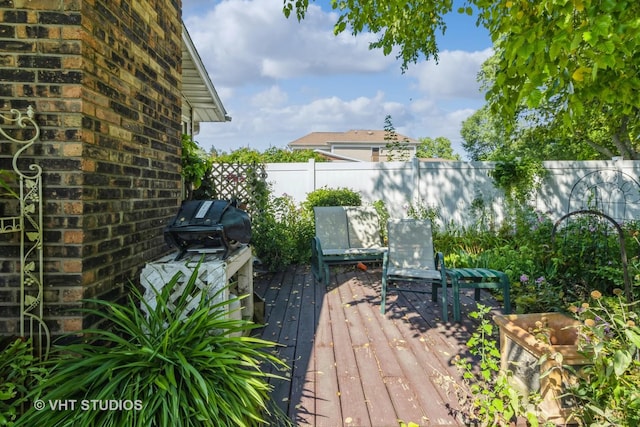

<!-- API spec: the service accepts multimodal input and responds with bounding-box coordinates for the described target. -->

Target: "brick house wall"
[0,0,183,336]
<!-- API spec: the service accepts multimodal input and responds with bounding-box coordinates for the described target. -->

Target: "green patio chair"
[311,206,386,284]
[381,218,448,319]
[382,218,511,322]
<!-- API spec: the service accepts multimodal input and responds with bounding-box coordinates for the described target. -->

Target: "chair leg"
[380,275,387,314]
[441,280,449,322]
[452,277,461,323]
[501,274,511,314]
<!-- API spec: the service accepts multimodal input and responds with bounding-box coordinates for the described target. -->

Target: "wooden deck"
[254,263,507,427]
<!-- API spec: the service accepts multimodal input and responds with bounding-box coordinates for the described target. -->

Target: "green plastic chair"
[381,218,448,320]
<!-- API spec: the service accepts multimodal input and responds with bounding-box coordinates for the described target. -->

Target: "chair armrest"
[311,236,326,266]
[382,249,389,274]
[435,251,447,282]
[435,252,446,270]
[312,236,323,255]
[311,236,326,282]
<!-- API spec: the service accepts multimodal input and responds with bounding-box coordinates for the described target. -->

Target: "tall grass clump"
[19,263,287,427]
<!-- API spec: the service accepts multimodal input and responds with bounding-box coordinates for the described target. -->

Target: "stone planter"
[493,313,590,425]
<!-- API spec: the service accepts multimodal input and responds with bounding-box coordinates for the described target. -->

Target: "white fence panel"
[264,159,640,226]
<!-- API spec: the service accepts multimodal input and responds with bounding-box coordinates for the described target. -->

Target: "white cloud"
[193,91,410,150]
[249,85,288,108]
[182,0,493,159]
[184,0,394,87]
[407,48,493,100]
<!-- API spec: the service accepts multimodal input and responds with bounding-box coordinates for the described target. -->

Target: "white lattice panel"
[140,258,227,320]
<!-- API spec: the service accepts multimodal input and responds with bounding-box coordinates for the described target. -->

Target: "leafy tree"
[212,147,264,164]
[460,106,504,161]
[416,136,460,160]
[460,103,604,161]
[261,146,327,163]
[284,0,640,158]
[383,115,411,161]
[476,1,639,158]
[211,146,327,163]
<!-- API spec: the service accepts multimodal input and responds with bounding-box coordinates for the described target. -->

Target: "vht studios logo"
[34,399,143,411]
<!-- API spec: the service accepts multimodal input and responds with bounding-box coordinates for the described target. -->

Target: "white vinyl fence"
[265,159,640,227]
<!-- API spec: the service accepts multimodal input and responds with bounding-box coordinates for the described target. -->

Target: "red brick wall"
[0,0,183,335]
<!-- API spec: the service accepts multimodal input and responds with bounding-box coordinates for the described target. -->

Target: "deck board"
[256,264,507,427]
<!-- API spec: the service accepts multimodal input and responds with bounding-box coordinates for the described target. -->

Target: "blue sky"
[182,0,493,158]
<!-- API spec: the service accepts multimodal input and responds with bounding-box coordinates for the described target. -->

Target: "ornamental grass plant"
[18,263,288,427]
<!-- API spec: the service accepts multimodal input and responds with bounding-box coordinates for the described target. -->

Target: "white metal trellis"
[0,106,49,358]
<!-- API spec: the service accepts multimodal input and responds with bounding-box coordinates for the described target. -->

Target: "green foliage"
[489,158,547,205]
[404,199,441,224]
[460,105,505,161]
[212,147,264,164]
[0,170,18,199]
[212,146,327,164]
[476,0,640,158]
[252,194,314,272]
[460,100,605,162]
[261,147,327,163]
[252,186,365,271]
[432,206,640,315]
[301,187,362,212]
[181,135,212,199]
[565,290,640,426]
[416,136,461,160]
[19,264,288,427]
[451,305,540,426]
[283,0,449,71]
[383,115,411,161]
[372,199,390,244]
[0,338,47,426]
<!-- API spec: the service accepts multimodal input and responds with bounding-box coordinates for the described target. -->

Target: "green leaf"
[625,329,640,348]
[613,350,632,376]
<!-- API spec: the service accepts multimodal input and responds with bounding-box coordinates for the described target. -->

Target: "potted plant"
[493,311,590,425]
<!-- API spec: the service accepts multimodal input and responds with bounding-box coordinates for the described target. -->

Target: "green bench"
[441,267,511,322]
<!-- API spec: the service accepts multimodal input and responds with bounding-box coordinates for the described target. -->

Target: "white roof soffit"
[182,24,231,123]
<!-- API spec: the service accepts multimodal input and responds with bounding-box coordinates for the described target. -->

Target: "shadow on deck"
[254,263,507,427]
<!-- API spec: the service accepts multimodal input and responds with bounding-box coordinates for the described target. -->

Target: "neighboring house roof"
[288,130,420,149]
[181,24,231,123]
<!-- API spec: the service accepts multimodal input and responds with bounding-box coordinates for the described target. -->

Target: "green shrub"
[301,186,361,212]
[18,263,288,427]
[252,195,314,271]
[373,200,390,244]
[1,338,47,426]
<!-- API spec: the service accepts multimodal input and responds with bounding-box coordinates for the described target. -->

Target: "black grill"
[164,200,251,260]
